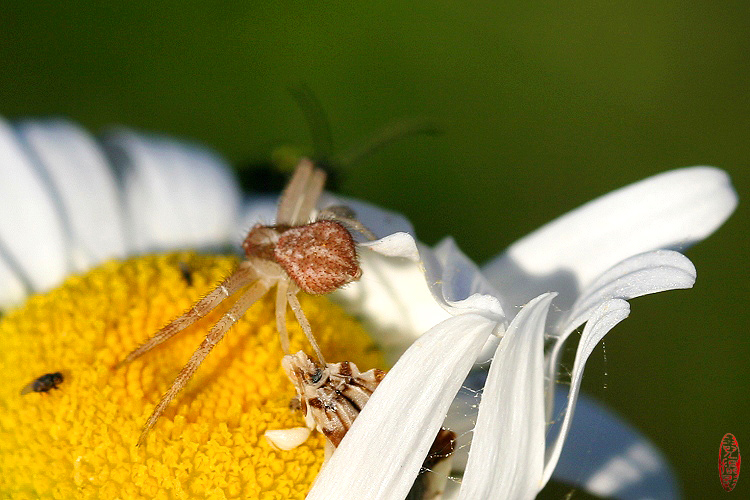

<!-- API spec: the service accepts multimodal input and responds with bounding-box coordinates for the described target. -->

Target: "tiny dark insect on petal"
[20,372,64,395]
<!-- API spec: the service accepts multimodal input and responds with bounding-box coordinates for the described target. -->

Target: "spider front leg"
[275,279,292,354]
[317,205,377,241]
[275,279,326,365]
[116,262,257,368]
[137,279,270,446]
[287,290,326,365]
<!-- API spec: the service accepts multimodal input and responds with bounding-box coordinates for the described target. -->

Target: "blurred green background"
[3,2,748,498]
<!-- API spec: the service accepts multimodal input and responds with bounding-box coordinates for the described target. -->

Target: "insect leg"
[137,280,269,446]
[287,291,326,365]
[116,262,257,368]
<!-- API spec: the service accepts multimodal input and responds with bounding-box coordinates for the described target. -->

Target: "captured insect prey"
[274,351,457,500]
[278,350,385,449]
[20,372,64,395]
[116,158,376,446]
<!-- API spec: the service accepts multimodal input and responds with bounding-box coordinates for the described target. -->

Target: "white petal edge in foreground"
[561,249,696,336]
[307,314,496,500]
[458,293,554,499]
[483,167,737,311]
[543,299,630,485]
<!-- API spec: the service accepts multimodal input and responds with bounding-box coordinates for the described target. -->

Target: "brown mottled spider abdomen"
[274,220,361,295]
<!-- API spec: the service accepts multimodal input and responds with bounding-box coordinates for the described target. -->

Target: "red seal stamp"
[719,433,741,492]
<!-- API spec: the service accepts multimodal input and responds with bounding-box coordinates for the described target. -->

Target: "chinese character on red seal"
[719,433,741,492]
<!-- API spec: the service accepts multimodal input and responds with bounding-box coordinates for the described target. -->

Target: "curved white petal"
[102,129,241,252]
[550,388,680,499]
[482,167,737,312]
[458,293,555,499]
[308,314,496,500]
[543,299,630,485]
[544,251,695,417]
[562,249,695,336]
[424,238,505,320]
[15,119,129,271]
[0,119,68,295]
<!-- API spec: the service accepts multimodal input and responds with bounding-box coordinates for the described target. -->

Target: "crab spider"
[117,158,373,445]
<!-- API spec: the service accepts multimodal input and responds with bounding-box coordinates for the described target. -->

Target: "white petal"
[0,118,68,295]
[424,238,505,319]
[542,299,630,485]
[239,193,279,227]
[544,251,695,418]
[361,231,421,260]
[308,314,496,500]
[0,256,27,308]
[102,129,241,252]
[15,119,129,271]
[482,167,737,312]
[458,293,555,499]
[562,249,695,336]
[320,193,416,239]
[550,388,680,500]
[335,232,449,360]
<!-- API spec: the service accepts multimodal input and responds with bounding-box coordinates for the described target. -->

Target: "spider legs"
[137,280,269,446]
[275,278,326,365]
[287,292,326,365]
[116,262,257,368]
[317,205,376,241]
[276,158,326,226]
[275,279,291,354]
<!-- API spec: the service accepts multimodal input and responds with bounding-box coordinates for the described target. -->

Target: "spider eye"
[310,369,323,384]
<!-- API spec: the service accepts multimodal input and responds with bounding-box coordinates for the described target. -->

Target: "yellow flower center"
[0,253,384,499]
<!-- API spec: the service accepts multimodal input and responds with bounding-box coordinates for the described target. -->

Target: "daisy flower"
[0,117,737,499]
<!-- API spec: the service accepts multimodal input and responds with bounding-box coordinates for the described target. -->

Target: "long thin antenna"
[288,83,335,161]
[334,117,440,167]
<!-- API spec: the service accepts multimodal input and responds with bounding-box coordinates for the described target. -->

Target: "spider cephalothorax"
[243,219,361,296]
[116,158,374,445]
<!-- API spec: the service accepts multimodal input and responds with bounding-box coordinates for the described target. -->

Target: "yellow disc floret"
[0,253,383,499]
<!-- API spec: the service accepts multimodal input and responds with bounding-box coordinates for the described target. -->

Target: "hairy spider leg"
[276,158,326,226]
[317,205,377,241]
[116,262,257,368]
[287,291,326,365]
[137,280,270,446]
[275,279,292,354]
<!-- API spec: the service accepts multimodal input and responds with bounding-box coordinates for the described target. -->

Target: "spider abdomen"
[274,220,361,295]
